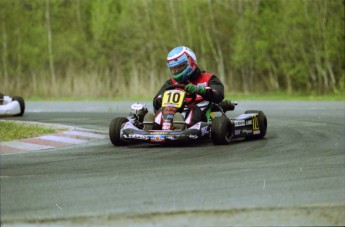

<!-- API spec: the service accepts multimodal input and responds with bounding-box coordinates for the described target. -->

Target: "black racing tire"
[12,96,25,116]
[211,116,232,145]
[109,117,128,146]
[0,93,4,105]
[244,110,267,139]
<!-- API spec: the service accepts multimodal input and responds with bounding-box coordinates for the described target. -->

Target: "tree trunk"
[207,0,227,90]
[169,1,180,44]
[1,20,8,85]
[45,0,56,85]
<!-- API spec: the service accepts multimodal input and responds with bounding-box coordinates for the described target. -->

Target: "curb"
[0,121,108,155]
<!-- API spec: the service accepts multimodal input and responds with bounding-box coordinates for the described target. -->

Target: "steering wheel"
[165,84,197,106]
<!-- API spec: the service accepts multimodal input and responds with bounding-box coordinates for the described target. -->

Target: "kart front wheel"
[211,116,232,145]
[244,110,267,139]
[109,117,128,146]
[12,96,25,116]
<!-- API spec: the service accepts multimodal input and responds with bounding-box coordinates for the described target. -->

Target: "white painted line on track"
[0,121,108,155]
[62,131,106,139]
[1,141,53,150]
[39,135,87,144]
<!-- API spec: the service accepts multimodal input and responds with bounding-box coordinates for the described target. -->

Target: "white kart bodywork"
[0,96,21,116]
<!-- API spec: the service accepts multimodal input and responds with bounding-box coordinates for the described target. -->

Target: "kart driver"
[144,46,224,129]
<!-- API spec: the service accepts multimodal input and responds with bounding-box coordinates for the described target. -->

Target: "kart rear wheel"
[109,117,128,146]
[12,96,25,116]
[244,110,267,139]
[211,116,232,145]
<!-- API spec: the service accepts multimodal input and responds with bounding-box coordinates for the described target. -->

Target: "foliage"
[0,121,60,141]
[0,0,344,98]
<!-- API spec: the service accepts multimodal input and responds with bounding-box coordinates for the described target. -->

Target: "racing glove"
[184,84,206,95]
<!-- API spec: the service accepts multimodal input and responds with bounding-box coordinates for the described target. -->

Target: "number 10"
[167,92,181,103]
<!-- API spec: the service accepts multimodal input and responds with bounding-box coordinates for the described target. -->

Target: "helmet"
[167,46,198,83]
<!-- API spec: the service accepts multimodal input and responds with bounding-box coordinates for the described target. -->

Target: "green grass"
[0,121,61,142]
[224,92,345,101]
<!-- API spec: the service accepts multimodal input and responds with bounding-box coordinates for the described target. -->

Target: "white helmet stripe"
[167,46,197,63]
[185,47,197,63]
[167,47,186,61]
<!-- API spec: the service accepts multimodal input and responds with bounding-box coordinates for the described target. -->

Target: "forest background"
[0,0,344,99]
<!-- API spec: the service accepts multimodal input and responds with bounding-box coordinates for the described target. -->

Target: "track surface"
[1,101,344,226]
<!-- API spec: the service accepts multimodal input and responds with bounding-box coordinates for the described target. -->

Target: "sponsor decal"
[234,120,245,127]
[241,129,253,134]
[166,136,178,140]
[150,135,165,142]
[197,82,207,87]
[125,134,148,140]
[162,122,172,130]
[235,130,241,135]
[201,126,209,137]
[189,134,198,139]
[150,131,167,135]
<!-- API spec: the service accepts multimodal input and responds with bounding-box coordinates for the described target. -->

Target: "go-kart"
[0,93,25,117]
[109,84,267,146]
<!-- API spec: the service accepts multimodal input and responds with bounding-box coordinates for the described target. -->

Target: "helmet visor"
[170,62,188,75]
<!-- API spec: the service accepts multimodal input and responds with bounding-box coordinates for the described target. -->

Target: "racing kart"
[109,84,267,146]
[0,93,25,117]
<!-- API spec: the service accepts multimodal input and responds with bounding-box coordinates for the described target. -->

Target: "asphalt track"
[1,101,344,226]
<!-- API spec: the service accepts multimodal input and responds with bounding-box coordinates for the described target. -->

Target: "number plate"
[162,90,186,108]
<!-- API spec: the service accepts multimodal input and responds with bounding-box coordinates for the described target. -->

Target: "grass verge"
[224,92,345,101]
[0,121,61,142]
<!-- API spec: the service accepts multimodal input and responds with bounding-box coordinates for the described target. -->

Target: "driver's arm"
[153,79,173,112]
[202,75,224,103]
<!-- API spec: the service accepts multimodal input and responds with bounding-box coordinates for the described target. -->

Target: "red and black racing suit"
[153,67,225,127]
